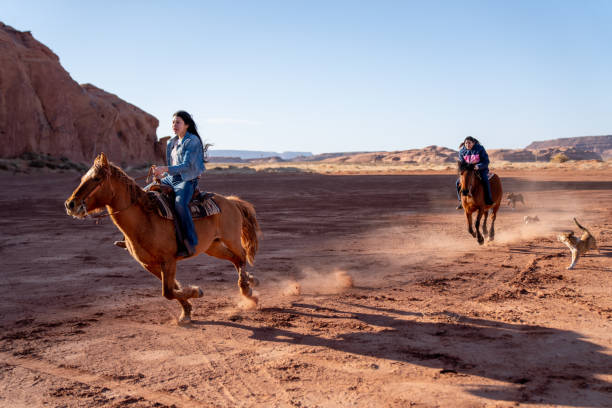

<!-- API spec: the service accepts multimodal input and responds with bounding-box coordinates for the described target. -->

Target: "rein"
[78,166,158,223]
[90,167,159,222]
[90,199,136,222]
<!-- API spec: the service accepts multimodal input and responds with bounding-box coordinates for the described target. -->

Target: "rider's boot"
[482,177,494,205]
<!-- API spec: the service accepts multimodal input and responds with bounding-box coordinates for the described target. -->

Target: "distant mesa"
[526,135,612,160]
[208,140,608,165]
[0,22,162,165]
[307,145,458,164]
[488,146,603,162]
[209,150,312,161]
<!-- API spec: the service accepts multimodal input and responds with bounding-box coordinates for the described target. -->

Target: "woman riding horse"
[65,153,260,324]
[455,136,493,209]
[152,110,210,257]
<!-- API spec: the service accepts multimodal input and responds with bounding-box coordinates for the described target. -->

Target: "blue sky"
[3,1,612,153]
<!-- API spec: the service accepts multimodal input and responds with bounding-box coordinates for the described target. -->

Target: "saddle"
[146,183,221,220]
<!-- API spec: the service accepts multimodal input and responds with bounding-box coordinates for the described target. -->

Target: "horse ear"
[96,152,109,167]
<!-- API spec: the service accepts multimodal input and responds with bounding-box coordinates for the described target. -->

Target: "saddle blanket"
[148,190,221,220]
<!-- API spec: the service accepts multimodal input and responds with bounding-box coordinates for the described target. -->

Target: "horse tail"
[227,196,260,265]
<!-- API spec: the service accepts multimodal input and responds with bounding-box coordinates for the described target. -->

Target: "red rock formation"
[526,135,612,157]
[321,145,458,164]
[488,149,537,162]
[0,22,162,165]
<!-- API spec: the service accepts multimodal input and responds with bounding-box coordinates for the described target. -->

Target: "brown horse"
[65,153,261,324]
[458,162,502,245]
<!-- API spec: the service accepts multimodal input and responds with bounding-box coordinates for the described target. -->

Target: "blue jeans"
[456,168,493,204]
[162,175,198,250]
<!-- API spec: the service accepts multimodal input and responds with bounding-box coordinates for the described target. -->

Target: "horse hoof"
[197,287,204,297]
[239,294,258,310]
[177,316,192,326]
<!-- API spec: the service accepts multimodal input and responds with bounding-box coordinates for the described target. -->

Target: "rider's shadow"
[206,302,612,407]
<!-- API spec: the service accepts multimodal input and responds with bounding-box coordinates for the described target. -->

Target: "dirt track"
[1,168,611,407]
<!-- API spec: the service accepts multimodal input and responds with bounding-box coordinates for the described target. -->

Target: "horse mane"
[108,163,158,213]
[458,161,475,173]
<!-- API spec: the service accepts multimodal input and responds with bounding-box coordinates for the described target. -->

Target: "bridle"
[73,167,136,221]
[459,165,476,197]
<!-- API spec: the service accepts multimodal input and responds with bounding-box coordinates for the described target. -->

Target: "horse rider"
[456,136,494,209]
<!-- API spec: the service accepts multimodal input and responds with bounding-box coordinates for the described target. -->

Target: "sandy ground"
[0,167,611,408]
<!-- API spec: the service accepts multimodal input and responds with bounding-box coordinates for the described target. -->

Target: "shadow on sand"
[202,302,612,407]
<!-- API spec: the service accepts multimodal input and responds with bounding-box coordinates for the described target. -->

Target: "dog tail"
[573,218,592,235]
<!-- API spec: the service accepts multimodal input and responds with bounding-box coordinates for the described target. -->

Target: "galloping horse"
[65,153,260,324]
[458,161,503,245]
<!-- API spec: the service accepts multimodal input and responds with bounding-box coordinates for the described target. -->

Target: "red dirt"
[1,168,611,407]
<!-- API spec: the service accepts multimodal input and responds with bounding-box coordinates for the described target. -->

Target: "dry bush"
[550,153,569,163]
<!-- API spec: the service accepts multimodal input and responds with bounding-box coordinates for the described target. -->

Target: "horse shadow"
[204,302,612,407]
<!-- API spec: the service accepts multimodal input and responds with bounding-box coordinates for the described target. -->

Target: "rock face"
[300,143,603,165]
[526,135,612,160]
[0,22,161,165]
[320,145,458,164]
[488,147,602,162]
[488,149,536,162]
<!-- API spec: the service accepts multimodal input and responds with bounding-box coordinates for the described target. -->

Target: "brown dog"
[506,192,525,209]
[557,218,600,270]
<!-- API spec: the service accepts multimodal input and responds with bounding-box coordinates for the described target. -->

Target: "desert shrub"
[550,153,569,163]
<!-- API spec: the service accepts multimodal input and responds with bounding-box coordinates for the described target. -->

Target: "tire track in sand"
[1,352,209,408]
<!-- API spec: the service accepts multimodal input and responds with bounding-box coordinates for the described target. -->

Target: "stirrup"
[113,240,127,249]
[456,204,463,210]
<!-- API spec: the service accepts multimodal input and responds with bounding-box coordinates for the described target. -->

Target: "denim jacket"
[458,143,489,170]
[166,132,205,181]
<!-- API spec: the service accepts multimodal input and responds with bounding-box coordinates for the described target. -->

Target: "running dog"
[506,192,525,209]
[557,218,600,270]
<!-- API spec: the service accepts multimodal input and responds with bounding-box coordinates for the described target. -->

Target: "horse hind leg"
[489,206,499,241]
[206,240,258,307]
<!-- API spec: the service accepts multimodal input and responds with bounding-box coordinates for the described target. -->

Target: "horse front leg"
[160,260,203,324]
[475,210,484,245]
[466,211,476,238]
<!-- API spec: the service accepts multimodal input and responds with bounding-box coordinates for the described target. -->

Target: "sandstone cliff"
[319,145,457,164]
[526,135,612,160]
[298,144,603,165]
[488,147,602,162]
[0,22,162,165]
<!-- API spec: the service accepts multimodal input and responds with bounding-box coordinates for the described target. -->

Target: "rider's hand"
[153,166,168,177]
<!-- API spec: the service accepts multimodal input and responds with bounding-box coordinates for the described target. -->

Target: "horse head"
[458,161,476,197]
[65,153,114,218]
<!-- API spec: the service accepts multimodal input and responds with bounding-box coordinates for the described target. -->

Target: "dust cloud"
[281,268,354,297]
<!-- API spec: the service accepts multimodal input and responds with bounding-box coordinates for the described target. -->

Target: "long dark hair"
[459,135,481,149]
[173,110,212,162]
